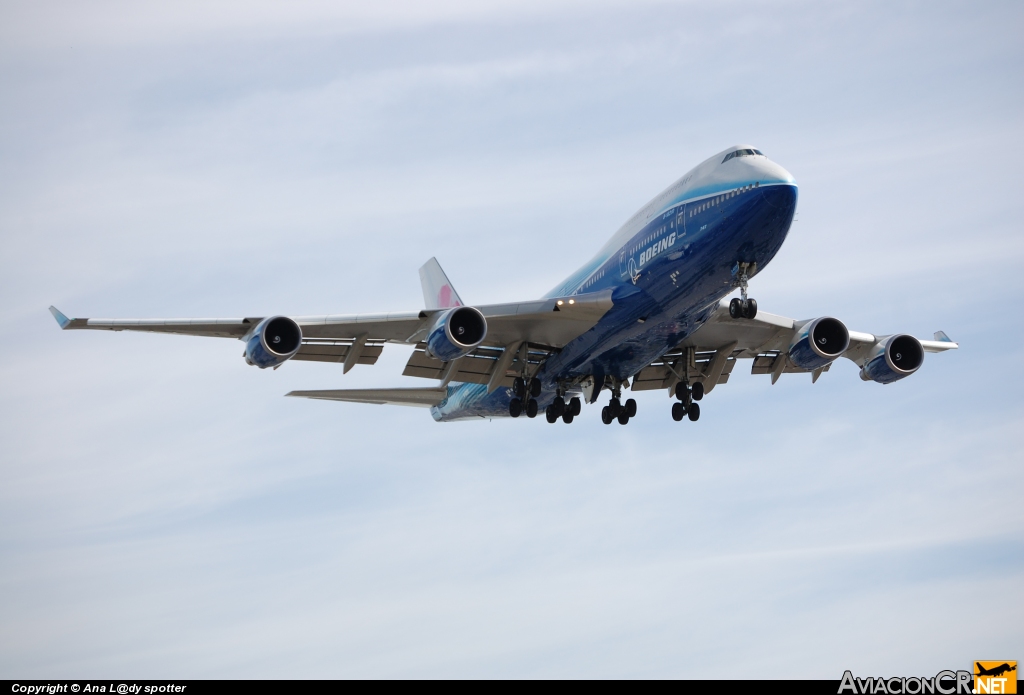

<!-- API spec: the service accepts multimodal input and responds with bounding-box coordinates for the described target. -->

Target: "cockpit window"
[722,148,763,163]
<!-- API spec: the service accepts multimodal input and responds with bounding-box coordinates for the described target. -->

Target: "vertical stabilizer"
[419,257,464,310]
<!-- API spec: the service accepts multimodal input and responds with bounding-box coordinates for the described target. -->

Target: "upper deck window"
[722,148,763,163]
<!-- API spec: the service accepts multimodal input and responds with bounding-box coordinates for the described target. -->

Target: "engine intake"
[245,316,302,369]
[859,334,924,384]
[425,306,487,362]
[788,317,850,370]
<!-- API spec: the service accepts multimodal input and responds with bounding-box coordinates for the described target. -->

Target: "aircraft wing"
[286,387,447,407]
[630,299,958,394]
[48,289,613,376]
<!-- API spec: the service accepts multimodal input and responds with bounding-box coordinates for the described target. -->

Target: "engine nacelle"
[788,317,850,370]
[425,306,487,362]
[859,334,924,384]
[245,316,302,369]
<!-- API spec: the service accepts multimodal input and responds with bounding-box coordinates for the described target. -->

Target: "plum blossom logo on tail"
[437,285,461,308]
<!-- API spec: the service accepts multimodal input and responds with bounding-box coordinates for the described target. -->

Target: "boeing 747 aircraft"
[50,146,957,424]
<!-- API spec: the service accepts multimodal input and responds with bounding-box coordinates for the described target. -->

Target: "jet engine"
[788,317,850,370]
[244,316,302,368]
[425,306,488,362]
[859,334,924,384]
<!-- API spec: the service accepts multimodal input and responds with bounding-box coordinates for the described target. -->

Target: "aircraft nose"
[750,156,796,187]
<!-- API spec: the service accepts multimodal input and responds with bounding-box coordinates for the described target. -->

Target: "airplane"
[975,663,1016,678]
[49,145,958,424]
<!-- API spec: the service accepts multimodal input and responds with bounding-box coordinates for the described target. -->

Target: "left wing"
[630,299,957,394]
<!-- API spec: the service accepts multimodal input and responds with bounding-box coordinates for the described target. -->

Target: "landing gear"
[513,377,541,399]
[545,393,582,424]
[546,395,566,424]
[730,262,758,320]
[601,385,635,425]
[672,381,701,421]
[729,297,758,320]
[512,371,541,420]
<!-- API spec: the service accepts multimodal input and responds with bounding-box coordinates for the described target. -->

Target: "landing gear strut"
[729,262,758,320]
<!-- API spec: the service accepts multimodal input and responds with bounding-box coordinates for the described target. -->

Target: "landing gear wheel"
[509,398,522,418]
[743,298,757,319]
[526,398,538,418]
[601,406,613,425]
[512,377,525,399]
[552,396,565,417]
[671,401,686,421]
[687,402,700,421]
[675,382,690,401]
[608,398,622,418]
[617,411,630,425]
[529,378,542,398]
[562,411,574,424]
[691,382,704,401]
[730,297,742,319]
[741,298,757,321]
[545,406,558,423]
[624,398,637,417]
[569,397,581,416]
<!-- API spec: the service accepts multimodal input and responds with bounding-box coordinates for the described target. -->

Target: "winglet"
[418,257,464,310]
[48,306,72,329]
[933,330,952,342]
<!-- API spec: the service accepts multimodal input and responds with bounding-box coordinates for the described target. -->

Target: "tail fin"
[419,257,464,310]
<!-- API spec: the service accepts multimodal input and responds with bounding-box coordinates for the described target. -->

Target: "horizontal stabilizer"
[285,387,447,407]
[49,306,71,329]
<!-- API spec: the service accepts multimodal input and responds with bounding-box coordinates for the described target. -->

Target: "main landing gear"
[729,262,758,320]
[671,381,701,422]
[546,394,581,424]
[509,376,541,418]
[600,383,637,425]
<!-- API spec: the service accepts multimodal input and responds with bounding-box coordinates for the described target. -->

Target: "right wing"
[48,288,613,381]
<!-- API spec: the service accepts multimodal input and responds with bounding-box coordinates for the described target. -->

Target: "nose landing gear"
[729,262,758,320]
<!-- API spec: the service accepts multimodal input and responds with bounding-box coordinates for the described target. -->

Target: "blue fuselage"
[432,149,798,420]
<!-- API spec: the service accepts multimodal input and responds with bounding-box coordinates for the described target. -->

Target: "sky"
[1,0,1022,679]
